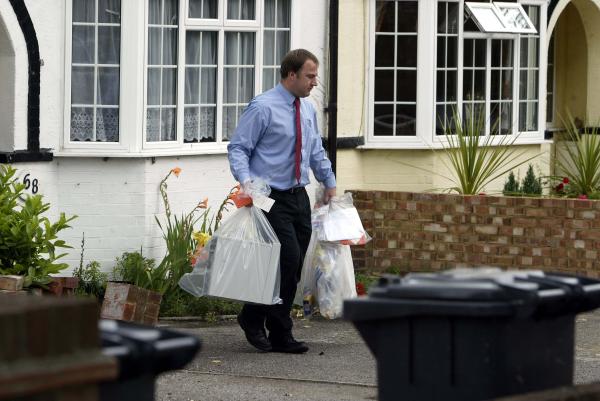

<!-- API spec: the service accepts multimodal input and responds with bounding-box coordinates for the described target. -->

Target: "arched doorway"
[548,0,600,124]
[0,13,15,153]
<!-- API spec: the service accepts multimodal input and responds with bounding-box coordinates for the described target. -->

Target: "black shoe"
[270,333,309,354]
[237,315,272,352]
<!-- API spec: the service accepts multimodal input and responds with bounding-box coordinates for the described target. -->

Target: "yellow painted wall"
[554,3,587,122]
[337,0,367,138]
[337,146,551,195]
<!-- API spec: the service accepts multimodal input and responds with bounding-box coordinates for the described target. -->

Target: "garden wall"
[351,191,600,278]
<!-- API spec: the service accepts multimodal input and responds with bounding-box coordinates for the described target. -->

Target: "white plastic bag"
[315,192,372,245]
[179,205,282,305]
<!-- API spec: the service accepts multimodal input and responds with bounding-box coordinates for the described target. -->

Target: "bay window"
[369,0,547,145]
[65,0,291,152]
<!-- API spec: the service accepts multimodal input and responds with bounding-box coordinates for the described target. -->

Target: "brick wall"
[351,191,600,278]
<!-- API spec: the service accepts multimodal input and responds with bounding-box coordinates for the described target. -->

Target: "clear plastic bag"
[179,205,282,305]
[296,234,357,319]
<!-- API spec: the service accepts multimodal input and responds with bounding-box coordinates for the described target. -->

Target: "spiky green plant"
[554,115,600,196]
[436,109,539,194]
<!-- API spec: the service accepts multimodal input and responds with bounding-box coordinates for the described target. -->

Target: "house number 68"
[23,173,39,194]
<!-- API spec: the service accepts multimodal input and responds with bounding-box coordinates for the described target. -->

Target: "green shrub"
[160,289,241,318]
[521,164,543,195]
[503,171,520,195]
[0,164,76,288]
[111,251,163,291]
[74,261,107,300]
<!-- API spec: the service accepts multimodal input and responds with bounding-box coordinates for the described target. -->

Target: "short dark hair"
[280,49,319,79]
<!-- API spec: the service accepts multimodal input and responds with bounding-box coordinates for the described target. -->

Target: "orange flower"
[197,198,208,209]
[171,167,182,177]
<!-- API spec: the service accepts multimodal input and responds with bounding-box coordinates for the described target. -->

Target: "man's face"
[288,60,318,98]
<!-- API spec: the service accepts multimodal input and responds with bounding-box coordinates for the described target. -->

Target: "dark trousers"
[240,187,312,339]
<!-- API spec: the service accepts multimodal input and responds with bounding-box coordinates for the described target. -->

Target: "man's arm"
[308,107,337,204]
[227,102,269,184]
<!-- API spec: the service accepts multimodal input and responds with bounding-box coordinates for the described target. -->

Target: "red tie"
[294,97,302,184]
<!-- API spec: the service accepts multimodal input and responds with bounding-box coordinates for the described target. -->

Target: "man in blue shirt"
[228,49,336,354]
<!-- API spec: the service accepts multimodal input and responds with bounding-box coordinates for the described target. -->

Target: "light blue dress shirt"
[227,83,336,191]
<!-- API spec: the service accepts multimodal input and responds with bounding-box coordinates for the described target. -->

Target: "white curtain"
[71,0,121,142]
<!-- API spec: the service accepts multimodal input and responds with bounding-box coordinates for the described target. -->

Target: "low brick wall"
[351,191,600,278]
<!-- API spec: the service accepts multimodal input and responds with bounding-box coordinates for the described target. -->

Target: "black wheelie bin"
[344,268,600,401]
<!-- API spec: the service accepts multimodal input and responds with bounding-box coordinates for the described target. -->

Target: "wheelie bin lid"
[100,319,201,380]
[344,268,600,321]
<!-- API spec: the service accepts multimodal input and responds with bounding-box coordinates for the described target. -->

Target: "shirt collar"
[276,83,297,106]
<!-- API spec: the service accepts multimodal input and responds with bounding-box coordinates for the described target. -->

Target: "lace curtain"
[71,0,121,142]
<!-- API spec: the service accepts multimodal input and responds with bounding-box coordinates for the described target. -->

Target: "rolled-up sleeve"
[308,108,336,189]
[227,102,268,184]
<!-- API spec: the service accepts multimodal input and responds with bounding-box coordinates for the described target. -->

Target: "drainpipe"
[327,0,339,175]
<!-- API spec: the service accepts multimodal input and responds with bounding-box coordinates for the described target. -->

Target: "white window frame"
[365,0,548,150]
[61,0,295,157]
[142,0,291,152]
[63,0,137,152]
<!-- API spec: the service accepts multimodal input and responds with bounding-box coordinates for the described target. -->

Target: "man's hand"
[323,187,336,204]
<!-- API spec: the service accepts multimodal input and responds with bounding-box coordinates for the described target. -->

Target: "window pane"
[97,67,120,105]
[228,0,255,20]
[185,67,199,104]
[223,106,237,140]
[146,109,161,141]
[490,102,512,135]
[263,30,275,65]
[72,66,94,104]
[71,107,94,141]
[200,107,216,140]
[163,28,178,65]
[190,0,218,19]
[374,104,394,136]
[149,0,161,24]
[202,32,218,64]
[201,68,217,103]
[263,68,275,91]
[396,36,417,67]
[72,26,95,64]
[96,108,119,141]
[73,0,95,23]
[395,105,416,136]
[446,70,457,101]
[519,102,538,131]
[275,31,289,62]
[397,1,418,33]
[375,35,394,67]
[375,1,395,33]
[228,0,241,19]
[186,32,200,64]
[98,0,121,23]
[277,0,290,28]
[239,67,254,103]
[436,71,445,102]
[163,0,178,25]
[264,0,276,27]
[240,32,255,64]
[225,32,239,64]
[396,70,417,102]
[98,26,120,64]
[184,107,199,142]
[147,68,161,105]
[375,70,394,101]
[224,68,237,103]
[148,28,161,65]
[447,36,457,68]
[161,108,176,141]
[162,68,177,105]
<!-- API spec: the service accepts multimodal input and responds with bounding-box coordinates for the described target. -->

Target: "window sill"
[360,137,553,150]
[54,145,229,158]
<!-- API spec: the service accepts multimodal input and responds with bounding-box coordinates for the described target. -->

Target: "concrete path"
[156,311,600,401]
